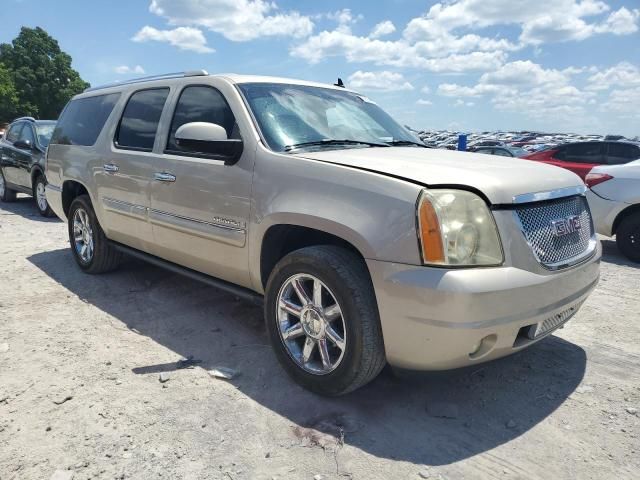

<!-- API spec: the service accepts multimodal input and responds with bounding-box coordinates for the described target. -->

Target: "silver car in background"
[44,72,600,395]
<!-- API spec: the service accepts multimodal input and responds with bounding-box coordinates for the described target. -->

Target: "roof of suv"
[82,70,355,97]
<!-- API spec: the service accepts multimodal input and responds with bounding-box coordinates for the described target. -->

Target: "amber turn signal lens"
[418,196,445,263]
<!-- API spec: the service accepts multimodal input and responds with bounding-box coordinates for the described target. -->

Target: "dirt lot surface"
[1,196,639,480]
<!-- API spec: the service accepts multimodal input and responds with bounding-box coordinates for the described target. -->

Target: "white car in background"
[586,160,640,262]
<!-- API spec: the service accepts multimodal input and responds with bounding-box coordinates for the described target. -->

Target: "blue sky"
[1,0,639,135]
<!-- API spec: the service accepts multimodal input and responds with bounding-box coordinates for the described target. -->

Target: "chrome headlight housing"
[417,189,503,266]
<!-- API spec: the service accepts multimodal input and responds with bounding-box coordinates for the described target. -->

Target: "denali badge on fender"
[551,215,582,237]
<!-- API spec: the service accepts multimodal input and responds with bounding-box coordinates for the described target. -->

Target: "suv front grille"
[514,195,595,269]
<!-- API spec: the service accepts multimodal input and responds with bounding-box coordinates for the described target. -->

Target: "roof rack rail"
[84,70,209,93]
[13,116,36,123]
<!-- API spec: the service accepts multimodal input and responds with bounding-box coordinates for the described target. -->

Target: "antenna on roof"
[334,78,345,88]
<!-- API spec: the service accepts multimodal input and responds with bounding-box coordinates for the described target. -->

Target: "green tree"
[0,62,19,121]
[0,26,89,120]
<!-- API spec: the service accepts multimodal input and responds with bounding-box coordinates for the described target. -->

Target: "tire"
[265,245,386,396]
[0,169,17,202]
[33,174,55,217]
[616,212,640,263]
[68,195,123,273]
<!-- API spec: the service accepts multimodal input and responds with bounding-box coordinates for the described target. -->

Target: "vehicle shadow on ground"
[600,238,637,267]
[29,248,587,467]
[0,196,62,222]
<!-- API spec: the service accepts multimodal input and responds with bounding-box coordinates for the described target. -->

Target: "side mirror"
[174,122,243,165]
[14,139,33,150]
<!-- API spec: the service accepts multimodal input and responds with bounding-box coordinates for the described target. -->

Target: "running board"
[110,241,264,306]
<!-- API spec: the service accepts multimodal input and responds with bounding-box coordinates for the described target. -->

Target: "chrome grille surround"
[514,195,597,270]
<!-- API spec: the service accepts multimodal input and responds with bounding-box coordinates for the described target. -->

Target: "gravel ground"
[1,196,639,480]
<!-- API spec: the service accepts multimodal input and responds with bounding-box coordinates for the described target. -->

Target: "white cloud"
[148,0,313,42]
[595,7,640,35]
[601,87,640,117]
[347,71,414,91]
[370,20,396,39]
[114,65,145,75]
[132,26,214,53]
[438,60,597,122]
[417,99,433,106]
[586,62,640,91]
[421,85,431,94]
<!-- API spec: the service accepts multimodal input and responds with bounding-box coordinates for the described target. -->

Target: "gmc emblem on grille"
[550,215,582,237]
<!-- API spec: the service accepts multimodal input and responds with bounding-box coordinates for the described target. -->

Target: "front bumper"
[366,246,600,370]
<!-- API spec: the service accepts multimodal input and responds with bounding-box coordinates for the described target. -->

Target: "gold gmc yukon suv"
[44,71,600,395]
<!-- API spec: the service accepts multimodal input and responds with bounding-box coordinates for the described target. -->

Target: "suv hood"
[295,147,583,204]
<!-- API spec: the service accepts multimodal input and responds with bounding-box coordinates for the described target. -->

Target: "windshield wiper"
[386,140,430,148]
[284,139,389,152]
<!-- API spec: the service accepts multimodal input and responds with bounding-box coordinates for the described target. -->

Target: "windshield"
[36,122,56,147]
[509,147,527,157]
[238,83,420,152]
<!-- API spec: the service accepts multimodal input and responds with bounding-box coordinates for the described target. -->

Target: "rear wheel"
[616,212,640,263]
[265,245,385,396]
[68,195,123,273]
[0,169,17,202]
[33,174,54,217]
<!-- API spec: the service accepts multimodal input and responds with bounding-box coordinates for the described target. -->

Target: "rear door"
[96,87,171,251]
[147,81,254,287]
[0,122,24,185]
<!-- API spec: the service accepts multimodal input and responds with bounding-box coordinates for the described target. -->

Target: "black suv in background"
[0,117,57,216]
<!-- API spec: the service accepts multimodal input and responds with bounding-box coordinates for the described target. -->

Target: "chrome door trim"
[512,185,587,204]
[148,208,246,247]
[102,197,148,220]
[153,172,176,182]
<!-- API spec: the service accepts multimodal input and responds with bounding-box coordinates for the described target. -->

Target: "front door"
[13,122,36,188]
[148,83,253,288]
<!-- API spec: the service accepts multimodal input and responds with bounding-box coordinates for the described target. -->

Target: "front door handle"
[154,172,176,182]
[103,163,119,173]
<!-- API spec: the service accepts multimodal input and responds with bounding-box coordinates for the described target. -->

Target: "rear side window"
[115,88,170,151]
[51,93,120,146]
[5,122,23,143]
[564,142,604,163]
[607,143,640,165]
[166,86,239,152]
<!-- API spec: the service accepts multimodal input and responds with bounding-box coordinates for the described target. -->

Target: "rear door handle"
[103,163,119,173]
[154,172,176,182]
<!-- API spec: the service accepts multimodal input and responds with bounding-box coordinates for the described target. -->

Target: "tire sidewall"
[617,214,640,262]
[33,175,51,216]
[265,250,368,394]
[68,196,98,271]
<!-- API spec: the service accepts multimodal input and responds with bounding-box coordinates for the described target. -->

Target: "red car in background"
[522,141,640,180]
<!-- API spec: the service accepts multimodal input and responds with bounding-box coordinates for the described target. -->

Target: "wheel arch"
[612,203,640,235]
[256,216,374,291]
[61,179,92,217]
[30,165,45,188]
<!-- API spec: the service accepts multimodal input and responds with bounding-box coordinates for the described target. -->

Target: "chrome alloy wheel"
[73,208,94,263]
[0,174,5,197]
[276,274,347,375]
[36,180,47,211]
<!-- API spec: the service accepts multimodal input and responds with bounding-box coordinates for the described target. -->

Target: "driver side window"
[5,123,23,144]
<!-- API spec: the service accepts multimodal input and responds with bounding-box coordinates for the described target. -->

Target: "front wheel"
[265,245,385,396]
[33,174,55,217]
[616,212,640,263]
[68,195,123,273]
